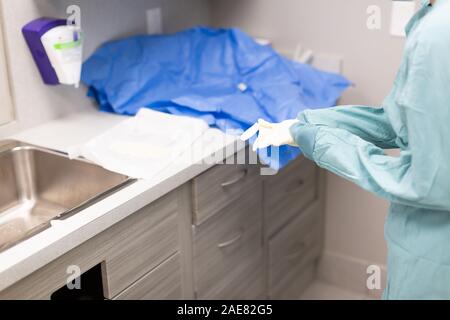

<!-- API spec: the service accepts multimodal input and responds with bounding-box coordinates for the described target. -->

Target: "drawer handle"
[218,229,244,249]
[220,169,248,188]
[286,242,307,262]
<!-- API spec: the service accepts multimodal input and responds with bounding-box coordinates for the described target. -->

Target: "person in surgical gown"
[243,0,450,299]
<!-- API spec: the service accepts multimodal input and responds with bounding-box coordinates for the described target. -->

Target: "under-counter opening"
[50,263,106,301]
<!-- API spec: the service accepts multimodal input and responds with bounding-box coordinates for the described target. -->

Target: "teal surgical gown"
[290,0,450,299]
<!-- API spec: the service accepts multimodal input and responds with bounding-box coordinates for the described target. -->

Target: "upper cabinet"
[0,6,14,126]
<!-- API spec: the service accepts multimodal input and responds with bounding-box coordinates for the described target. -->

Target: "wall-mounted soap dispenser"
[22,18,83,88]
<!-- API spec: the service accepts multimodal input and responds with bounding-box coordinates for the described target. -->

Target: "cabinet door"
[114,253,182,300]
[104,192,180,297]
[0,7,14,126]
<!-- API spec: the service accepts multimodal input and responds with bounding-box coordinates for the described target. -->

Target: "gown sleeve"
[290,36,450,211]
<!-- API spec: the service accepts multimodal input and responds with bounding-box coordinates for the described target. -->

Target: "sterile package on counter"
[68,108,209,180]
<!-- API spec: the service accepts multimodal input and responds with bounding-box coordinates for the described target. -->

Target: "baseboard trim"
[317,251,387,299]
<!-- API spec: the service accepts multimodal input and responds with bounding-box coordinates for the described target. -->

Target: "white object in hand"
[240,119,299,151]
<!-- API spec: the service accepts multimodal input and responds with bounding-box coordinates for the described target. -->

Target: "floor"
[300,281,373,300]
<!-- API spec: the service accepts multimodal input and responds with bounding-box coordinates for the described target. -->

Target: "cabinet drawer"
[192,162,261,225]
[268,201,322,299]
[105,192,180,297]
[114,253,182,300]
[264,156,317,236]
[193,188,264,299]
[208,250,265,300]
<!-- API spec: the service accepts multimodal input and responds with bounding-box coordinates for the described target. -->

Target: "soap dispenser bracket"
[22,18,67,85]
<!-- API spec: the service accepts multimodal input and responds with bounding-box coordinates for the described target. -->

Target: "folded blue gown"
[82,26,351,170]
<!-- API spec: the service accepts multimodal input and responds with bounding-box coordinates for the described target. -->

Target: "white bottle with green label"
[41,25,83,88]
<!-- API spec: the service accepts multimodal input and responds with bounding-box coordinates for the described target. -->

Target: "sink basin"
[0,140,134,253]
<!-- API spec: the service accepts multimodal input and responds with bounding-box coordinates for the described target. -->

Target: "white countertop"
[0,109,243,291]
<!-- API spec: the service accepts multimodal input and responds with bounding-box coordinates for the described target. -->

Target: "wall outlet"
[390,1,416,37]
[146,7,163,35]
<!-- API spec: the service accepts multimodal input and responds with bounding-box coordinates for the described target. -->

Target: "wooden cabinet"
[0,155,325,300]
[191,155,324,300]
[193,180,264,299]
[0,189,185,300]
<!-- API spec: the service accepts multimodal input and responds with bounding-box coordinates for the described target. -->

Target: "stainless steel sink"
[0,140,134,253]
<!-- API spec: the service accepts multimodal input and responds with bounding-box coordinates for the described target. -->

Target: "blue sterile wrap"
[82,26,350,170]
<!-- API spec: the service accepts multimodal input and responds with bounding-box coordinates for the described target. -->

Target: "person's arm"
[291,36,450,211]
[297,105,398,149]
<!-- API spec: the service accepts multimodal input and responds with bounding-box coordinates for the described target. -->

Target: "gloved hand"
[241,119,300,151]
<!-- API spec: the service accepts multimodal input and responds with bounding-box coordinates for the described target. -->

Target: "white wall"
[210,0,410,268]
[0,6,14,126]
[0,0,211,138]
